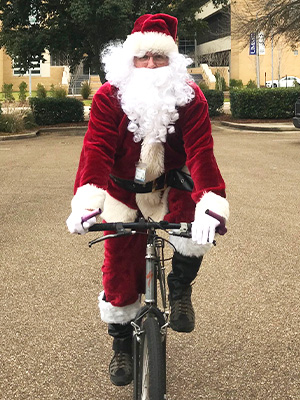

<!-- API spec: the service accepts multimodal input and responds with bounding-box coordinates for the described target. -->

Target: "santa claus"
[67,13,229,386]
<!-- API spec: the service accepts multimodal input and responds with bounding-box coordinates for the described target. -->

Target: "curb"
[219,121,298,132]
[0,125,87,141]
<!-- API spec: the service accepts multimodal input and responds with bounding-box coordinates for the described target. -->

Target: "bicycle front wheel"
[138,316,166,400]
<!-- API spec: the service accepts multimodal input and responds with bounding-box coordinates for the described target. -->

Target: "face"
[133,52,169,69]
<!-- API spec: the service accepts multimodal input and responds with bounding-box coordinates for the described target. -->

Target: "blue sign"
[249,33,256,55]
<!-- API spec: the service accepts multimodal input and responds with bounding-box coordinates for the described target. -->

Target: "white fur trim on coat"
[136,188,170,221]
[196,191,229,221]
[71,184,106,211]
[140,140,165,181]
[123,31,178,57]
[101,192,138,223]
[169,235,213,257]
[98,291,141,324]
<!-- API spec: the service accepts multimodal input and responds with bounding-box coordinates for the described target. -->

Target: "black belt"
[110,169,194,193]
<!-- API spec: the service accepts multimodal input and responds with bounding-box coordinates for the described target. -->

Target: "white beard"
[101,46,195,220]
[120,67,177,143]
[116,58,195,144]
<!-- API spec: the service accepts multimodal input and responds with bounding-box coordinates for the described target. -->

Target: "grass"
[82,99,92,106]
[0,92,92,105]
[0,91,38,101]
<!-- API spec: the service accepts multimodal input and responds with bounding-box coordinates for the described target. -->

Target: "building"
[194,0,300,87]
[0,48,101,96]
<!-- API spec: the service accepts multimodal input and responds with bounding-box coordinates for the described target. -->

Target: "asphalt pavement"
[0,123,299,400]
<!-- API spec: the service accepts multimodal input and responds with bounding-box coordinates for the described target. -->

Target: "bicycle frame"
[87,213,227,400]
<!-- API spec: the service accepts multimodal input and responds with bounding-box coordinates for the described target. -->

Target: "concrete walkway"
[1,127,299,400]
[219,120,298,132]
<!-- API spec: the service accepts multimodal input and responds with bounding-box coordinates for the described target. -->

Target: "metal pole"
[29,68,32,97]
[271,35,274,88]
[194,33,198,67]
[256,13,260,88]
[256,32,260,88]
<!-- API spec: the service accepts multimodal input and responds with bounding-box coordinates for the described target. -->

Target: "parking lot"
[0,124,299,400]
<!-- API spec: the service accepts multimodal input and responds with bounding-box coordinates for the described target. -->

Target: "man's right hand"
[66,209,97,235]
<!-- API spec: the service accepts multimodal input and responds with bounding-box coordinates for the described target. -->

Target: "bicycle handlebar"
[88,220,191,232]
[84,208,227,235]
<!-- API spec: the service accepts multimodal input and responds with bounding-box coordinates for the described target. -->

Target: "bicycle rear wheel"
[138,316,166,400]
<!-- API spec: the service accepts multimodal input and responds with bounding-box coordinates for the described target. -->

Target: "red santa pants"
[99,188,197,324]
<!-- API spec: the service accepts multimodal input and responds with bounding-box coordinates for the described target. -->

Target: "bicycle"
[85,209,227,400]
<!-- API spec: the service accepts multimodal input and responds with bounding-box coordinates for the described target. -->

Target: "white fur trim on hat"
[101,192,138,222]
[123,31,178,56]
[196,191,229,221]
[71,184,106,211]
[98,291,141,324]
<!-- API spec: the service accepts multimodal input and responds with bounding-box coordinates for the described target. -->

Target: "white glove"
[192,212,220,245]
[66,209,97,235]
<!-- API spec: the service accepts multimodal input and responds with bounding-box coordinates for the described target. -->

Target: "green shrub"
[229,79,243,89]
[214,71,226,92]
[23,110,37,129]
[230,88,300,119]
[198,81,209,90]
[50,85,67,98]
[0,109,37,133]
[29,97,84,125]
[202,89,224,116]
[0,113,24,133]
[18,81,28,102]
[81,81,92,100]
[36,83,47,98]
[0,103,2,116]
[2,83,15,102]
[246,79,257,89]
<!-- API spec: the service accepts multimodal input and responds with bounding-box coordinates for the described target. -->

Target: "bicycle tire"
[138,316,166,400]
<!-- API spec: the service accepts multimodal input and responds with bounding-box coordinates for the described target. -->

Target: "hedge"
[29,97,84,125]
[230,88,300,119]
[202,89,224,116]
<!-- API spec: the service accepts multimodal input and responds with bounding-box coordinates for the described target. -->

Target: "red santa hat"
[123,13,178,56]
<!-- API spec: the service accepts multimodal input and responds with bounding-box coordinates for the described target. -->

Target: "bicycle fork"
[145,243,157,304]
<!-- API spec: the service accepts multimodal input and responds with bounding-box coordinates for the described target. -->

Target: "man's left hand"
[192,213,220,245]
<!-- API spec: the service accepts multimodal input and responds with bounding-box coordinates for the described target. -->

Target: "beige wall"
[230,36,300,86]
[1,49,66,91]
[231,0,300,85]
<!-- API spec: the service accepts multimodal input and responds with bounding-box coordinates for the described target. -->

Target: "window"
[13,57,41,76]
[50,53,68,66]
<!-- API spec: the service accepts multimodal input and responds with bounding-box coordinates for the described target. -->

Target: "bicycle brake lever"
[169,231,192,238]
[88,230,136,247]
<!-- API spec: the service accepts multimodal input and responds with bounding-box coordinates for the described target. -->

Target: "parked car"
[292,98,300,128]
[266,76,300,88]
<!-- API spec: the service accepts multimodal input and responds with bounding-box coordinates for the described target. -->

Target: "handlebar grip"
[205,209,227,235]
[89,223,119,231]
[81,208,102,223]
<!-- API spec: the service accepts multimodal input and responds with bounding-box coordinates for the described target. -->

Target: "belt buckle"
[152,175,167,192]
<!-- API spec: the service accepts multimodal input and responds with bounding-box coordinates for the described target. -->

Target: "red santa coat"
[71,81,229,323]
[73,81,227,223]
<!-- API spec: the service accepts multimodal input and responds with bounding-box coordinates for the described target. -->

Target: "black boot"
[168,252,203,333]
[108,323,133,386]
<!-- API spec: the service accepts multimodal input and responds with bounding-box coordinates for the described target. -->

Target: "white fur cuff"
[196,191,229,221]
[169,235,213,257]
[101,193,138,223]
[98,291,141,324]
[71,184,106,211]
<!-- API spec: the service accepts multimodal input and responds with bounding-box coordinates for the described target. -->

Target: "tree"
[233,0,300,44]
[0,0,228,82]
